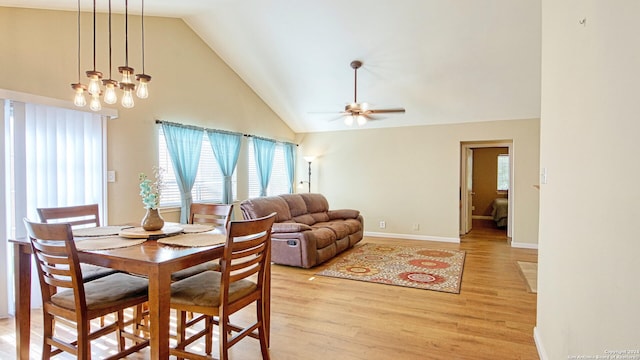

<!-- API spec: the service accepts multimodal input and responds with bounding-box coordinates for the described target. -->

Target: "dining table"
[9,222,271,360]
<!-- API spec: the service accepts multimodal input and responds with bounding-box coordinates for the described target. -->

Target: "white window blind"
[158,127,236,206]
[248,139,290,198]
[3,100,106,313]
[497,154,510,191]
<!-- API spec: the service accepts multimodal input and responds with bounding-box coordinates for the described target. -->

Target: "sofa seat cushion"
[310,212,330,223]
[341,218,363,233]
[313,221,351,239]
[292,214,316,225]
[307,227,336,249]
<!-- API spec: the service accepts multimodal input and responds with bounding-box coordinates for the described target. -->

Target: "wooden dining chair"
[170,203,233,282]
[189,202,234,229]
[37,204,101,228]
[169,212,276,360]
[37,204,119,282]
[24,219,150,360]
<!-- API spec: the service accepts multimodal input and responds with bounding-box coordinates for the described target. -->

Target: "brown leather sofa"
[240,193,364,268]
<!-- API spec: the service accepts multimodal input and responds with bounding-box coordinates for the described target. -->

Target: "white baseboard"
[365,231,460,243]
[511,241,539,249]
[533,326,549,360]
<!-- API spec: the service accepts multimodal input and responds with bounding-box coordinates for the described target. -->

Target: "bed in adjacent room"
[491,198,508,228]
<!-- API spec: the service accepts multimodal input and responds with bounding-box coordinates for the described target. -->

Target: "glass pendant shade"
[121,83,135,108]
[72,84,87,107]
[86,70,103,95]
[135,74,151,99]
[119,66,135,84]
[357,115,367,126]
[89,93,102,111]
[102,79,118,104]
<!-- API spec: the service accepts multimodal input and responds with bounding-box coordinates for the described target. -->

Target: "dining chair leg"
[42,312,54,360]
[257,299,270,359]
[175,310,187,360]
[219,312,230,360]
[78,319,91,359]
[117,310,126,351]
[205,315,213,355]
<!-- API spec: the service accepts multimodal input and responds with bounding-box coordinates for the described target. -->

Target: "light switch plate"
[107,170,116,183]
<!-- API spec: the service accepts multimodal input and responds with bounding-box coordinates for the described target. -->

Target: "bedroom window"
[497,154,509,191]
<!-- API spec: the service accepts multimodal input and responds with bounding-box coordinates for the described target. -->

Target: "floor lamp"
[301,156,315,193]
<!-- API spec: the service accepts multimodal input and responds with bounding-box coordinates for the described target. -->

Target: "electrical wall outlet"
[379,221,386,229]
[412,223,420,231]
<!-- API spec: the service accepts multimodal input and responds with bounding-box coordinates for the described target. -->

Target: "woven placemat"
[157,233,226,247]
[181,224,217,233]
[72,226,133,237]
[119,225,183,239]
[75,236,147,251]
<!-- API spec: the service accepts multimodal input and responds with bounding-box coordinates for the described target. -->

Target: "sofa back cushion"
[240,196,292,222]
[278,194,308,217]
[300,193,329,213]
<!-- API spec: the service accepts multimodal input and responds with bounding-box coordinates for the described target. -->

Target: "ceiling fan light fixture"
[344,116,354,126]
[356,115,367,126]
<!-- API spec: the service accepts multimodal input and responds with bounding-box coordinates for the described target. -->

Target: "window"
[248,139,290,198]
[158,127,236,206]
[497,154,509,191]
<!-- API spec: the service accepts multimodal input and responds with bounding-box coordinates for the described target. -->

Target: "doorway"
[460,141,513,239]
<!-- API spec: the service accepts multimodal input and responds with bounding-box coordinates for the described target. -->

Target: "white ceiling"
[1,0,541,133]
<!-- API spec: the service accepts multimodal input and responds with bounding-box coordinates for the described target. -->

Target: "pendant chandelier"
[72,0,151,110]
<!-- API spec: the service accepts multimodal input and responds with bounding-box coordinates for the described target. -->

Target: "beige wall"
[0,7,295,224]
[538,1,640,358]
[297,118,539,245]
[472,147,509,217]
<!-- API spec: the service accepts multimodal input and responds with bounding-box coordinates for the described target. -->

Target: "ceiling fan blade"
[368,108,406,114]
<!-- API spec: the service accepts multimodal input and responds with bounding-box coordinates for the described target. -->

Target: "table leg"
[148,266,172,359]
[14,243,32,360]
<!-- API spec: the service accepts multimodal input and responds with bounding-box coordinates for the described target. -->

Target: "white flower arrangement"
[138,166,164,210]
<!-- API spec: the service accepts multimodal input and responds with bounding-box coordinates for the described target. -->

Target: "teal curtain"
[162,122,203,223]
[252,137,276,196]
[207,130,242,204]
[283,142,296,193]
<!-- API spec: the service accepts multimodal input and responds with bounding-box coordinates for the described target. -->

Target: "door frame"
[460,140,513,238]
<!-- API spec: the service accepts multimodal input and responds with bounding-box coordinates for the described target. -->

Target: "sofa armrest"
[327,209,360,220]
[272,222,313,233]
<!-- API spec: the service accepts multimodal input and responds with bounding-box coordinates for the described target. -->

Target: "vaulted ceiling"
[1,0,541,133]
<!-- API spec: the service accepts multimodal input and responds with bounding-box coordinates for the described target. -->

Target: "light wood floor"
[0,221,539,359]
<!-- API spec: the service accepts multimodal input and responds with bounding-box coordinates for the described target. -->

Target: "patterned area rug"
[317,243,466,294]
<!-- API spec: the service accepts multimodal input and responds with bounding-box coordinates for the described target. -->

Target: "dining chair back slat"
[189,203,233,229]
[37,204,101,228]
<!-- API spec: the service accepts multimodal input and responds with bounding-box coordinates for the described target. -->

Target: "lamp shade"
[303,156,316,163]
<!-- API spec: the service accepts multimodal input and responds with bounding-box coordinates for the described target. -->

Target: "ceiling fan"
[338,60,406,126]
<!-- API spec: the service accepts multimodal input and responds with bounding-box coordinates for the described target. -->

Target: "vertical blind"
[2,100,106,314]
